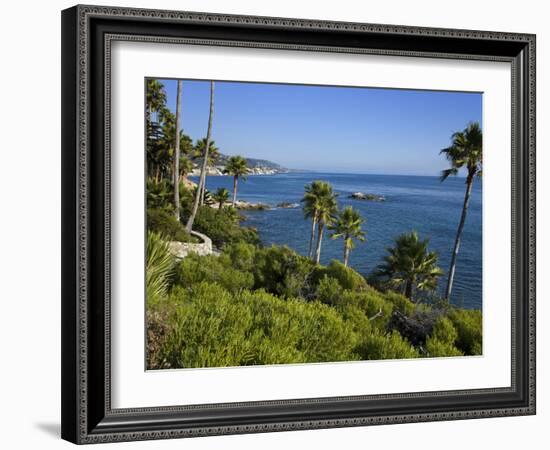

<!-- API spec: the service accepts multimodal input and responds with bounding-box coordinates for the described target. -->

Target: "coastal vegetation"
[145,78,483,369]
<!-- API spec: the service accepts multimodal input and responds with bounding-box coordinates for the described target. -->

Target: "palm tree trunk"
[308,213,317,259]
[405,280,413,300]
[154,165,160,184]
[200,176,207,206]
[314,222,325,264]
[232,176,238,207]
[173,80,182,220]
[186,81,214,232]
[445,175,474,301]
[343,243,350,267]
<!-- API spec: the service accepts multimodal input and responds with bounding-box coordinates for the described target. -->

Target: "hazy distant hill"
[191,153,289,176]
[216,153,287,172]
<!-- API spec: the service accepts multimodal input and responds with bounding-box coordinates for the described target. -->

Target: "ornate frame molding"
[61,4,536,444]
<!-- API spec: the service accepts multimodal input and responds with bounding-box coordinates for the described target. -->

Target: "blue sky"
[154,79,482,176]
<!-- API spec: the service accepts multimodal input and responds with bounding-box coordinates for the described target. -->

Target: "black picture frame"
[61,4,536,444]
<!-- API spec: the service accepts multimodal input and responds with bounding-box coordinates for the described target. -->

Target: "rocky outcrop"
[349,192,385,202]
[276,202,300,209]
[168,230,212,259]
[234,200,271,210]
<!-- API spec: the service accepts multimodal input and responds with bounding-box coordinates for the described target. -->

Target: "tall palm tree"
[301,181,324,259]
[329,206,366,267]
[224,156,248,206]
[193,138,220,205]
[186,81,215,232]
[375,231,443,301]
[440,121,483,301]
[212,187,230,210]
[313,184,338,264]
[173,80,182,219]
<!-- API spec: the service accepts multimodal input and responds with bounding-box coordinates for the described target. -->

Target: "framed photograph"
[61,4,536,444]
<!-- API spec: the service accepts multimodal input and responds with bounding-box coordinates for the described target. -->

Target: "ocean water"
[195,172,482,310]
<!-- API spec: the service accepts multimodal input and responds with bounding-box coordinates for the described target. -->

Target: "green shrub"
[320,260,368,291]
[147,208,197,243]
[192,206,259,248]
[224,241,257,272]
[424,316,463,357]
[355,330,419,360]
[425,338,464,357]
[338,290,393,330]
[383,291,416,316]
[151,282,357,369]
[315,275,344,306]
[447,308,482,355]
[252,245,316,298]
[174,253,254,294]
[431,317,458,344]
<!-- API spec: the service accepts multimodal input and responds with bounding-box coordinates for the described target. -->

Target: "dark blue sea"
[196,173,482,310]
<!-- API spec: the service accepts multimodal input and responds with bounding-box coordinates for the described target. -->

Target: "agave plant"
[146,231,175,304]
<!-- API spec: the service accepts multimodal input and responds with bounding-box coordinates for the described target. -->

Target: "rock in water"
[349,192,385,201]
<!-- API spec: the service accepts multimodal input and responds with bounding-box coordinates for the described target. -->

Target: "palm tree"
[193,138,220,205]
[145,79,166,129]
[212,187,230,210]
[329,206,366,267]
[301,181,325,259]
[375,231,443,301]
[224,156,248,206]
[440,122,482,301]
[179,155,193,182]
[313,184,338,264]
[173,80,182,219]
[186,81,215,232]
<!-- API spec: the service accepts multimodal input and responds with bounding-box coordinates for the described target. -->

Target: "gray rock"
[349,192,385,201]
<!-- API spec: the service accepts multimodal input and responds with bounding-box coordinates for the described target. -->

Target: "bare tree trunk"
[173,80,182,220]
[445,175,474,301]
[232,176,238,207]
[186,81,214,232]
[308,213,317,259]
[314,222,325,264]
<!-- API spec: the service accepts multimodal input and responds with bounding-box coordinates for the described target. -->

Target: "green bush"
[320,260,369,292]
[174,253,254,294]
[150,282,357,369]
[192,206,259,248]
[383,291,416,316]
[425,338,464,357]
[147,208,197,243]
[338,290,393,330]
[424,316,463,357]
[315,275,344,306]
[447,308,482,355]
[224,241,257,272]
[431,317,458,344]
[355,329,419,360]
[252,245,316,298]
